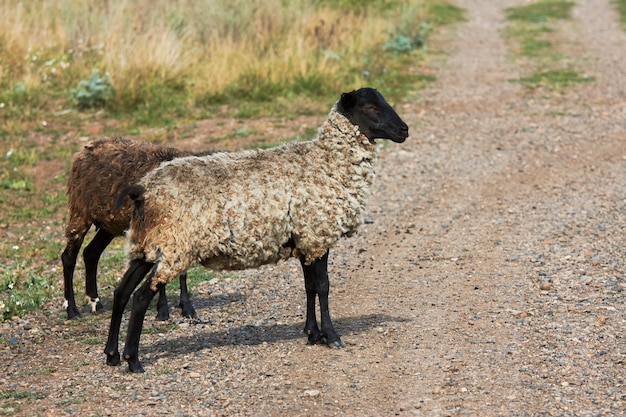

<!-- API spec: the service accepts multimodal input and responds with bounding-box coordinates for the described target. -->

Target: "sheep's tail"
[115,184,146,221]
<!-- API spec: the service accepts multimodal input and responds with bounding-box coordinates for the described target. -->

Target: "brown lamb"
[61,136,213,320]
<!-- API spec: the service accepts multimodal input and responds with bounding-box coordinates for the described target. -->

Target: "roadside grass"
[503,0,594,90]
[0,0,465,323]
[505,0,574,22]
[0,0,460,136]
[614,0,626,29]
[517,68,594,88]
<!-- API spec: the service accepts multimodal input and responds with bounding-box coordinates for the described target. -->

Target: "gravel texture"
[1,0,625,415]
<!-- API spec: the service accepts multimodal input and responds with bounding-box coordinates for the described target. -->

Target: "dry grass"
[0,0,432,115]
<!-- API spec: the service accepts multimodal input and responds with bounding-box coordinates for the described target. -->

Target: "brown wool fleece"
[65,137,205,242]
[126,107,380,290]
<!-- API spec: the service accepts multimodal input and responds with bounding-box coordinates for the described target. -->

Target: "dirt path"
[2,1,625,416]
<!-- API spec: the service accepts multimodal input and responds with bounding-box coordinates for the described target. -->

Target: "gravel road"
[1,0,625,416]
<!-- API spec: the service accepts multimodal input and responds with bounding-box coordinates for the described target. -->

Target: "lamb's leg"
[61,231,88,319]
[177,273,197,319]
[83,229,114,313]
[123,278,162,373]
[155,285,170,321]
[104,259,154,366]
[300,251,344,348]
[155,273,196,321]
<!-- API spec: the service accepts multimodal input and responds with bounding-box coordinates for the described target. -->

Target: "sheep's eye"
[363,105,379,115]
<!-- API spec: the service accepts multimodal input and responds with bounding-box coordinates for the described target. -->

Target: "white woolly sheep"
[104,88,409,372]
[62,137,212,320]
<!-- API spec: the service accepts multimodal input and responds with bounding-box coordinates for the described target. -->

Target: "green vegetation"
[0,0,463,134]
[503,0,594,90]
[0,0,464,322]
[504,0,574,22]
[516,68,594,88]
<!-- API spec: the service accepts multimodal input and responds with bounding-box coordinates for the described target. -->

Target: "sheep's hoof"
[66,305,82,320]
[106,351,121,366]
[94,301,106,313]
[180,303,198,320]
[304,329,326,345]
[155,308,170,322]
[328,340,346,349]
[126,358,145,373]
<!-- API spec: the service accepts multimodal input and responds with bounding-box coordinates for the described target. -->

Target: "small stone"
[304,389,321,397]
[189,372,201,378]
[539,282,552,291]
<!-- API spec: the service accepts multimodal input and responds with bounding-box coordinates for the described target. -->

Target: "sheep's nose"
[399,125,409,137]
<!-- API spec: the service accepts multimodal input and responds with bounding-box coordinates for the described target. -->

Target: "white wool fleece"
[127,106,380,290]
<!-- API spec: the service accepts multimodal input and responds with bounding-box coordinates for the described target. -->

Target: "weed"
[383,34,424,53]
[154,368,174,376]
[143,323,178,335]
[0,147,37,190]
[83,337,106,345]
[427,2,466,25]
[515,69,595,88]
[24,367,56,376]
[505,0,574,22]
[57,397,86,406]
[0,391,44,400]
[503,1,594,92]
[70,71,114,110]
[234,126,251,137]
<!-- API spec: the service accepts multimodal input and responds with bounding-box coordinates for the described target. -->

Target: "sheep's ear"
[340,91,357,110]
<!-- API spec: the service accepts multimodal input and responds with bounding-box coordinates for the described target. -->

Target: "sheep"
[62,137,212,320]
[104,88,409,372]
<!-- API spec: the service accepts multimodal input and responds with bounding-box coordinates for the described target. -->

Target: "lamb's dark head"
[336,88,409,144]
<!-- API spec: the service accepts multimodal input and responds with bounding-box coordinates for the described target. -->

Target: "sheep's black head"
[336,88,409,144]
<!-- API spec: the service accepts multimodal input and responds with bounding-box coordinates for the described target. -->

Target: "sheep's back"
[65,137,192,238]
[130,142,374,281]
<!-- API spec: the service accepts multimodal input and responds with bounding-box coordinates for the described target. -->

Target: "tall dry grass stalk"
[0,0,428,111]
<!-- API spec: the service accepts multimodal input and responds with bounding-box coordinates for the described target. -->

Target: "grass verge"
[0,0,463,135]
[503,0,595,90]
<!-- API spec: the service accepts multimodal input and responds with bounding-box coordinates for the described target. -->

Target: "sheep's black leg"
[61,231,88,319]
[155,274,196,321]
[302,259,322,343]
[123,278,162,373]
[178,273,197,319]
[83,229,114,314]
[300,251,344,348]
[104,259,154,367]
[155,285,170,321]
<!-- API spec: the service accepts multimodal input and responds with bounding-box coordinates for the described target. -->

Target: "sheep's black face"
[337,88,409,144]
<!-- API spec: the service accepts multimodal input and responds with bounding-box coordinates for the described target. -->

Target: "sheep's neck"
[316,108,379,167]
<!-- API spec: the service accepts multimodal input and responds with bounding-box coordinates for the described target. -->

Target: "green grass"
[516,68,594,88]
[0,390,43,415]
[505,0,575,22]
[426,2,466,25]
[0,0,461,134]
[503,1,595,90]
[0,390,45,400]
